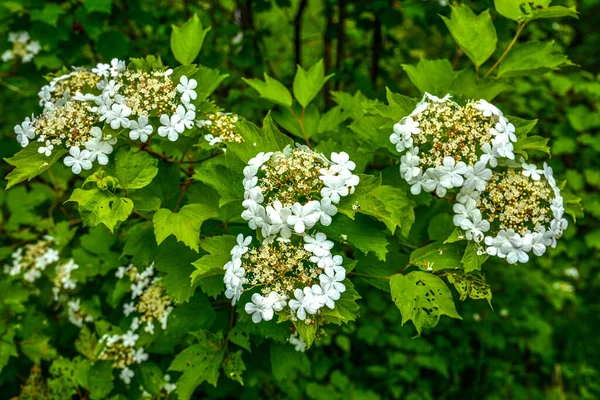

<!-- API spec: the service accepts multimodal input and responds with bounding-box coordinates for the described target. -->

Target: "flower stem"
[484,22,526,79]
[349,272,392,280]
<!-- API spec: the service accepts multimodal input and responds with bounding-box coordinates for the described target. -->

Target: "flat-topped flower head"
[390,93,516,197]
[117,263,173,334]
[41,69,103,106]
[98,332,149,384]
[2,31,40,63]
[3,236,59,283]
[242,145,359,238]
[199,112,243,146]
[453,162,567,264]
[224,233,347,325]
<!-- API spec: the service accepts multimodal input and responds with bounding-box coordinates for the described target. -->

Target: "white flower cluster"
[67,299,94,328]
[2,31,40,63]
[99,331,149,384]
[453,161,568,264]
[116,263,173,335]
[288,331,307,352]
[390,93,516,197]
[3,236,59,283]
[224,233,347,325]
[52,259,79,301]
[14,60,199,175]
[241,145,359,240]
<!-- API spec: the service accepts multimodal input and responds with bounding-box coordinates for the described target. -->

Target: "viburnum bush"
[0,1,595,399]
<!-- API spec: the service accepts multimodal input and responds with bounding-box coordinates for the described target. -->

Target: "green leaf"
[401,59,456,97]
[153,204,219,252]
[226,113,294,163]
[122,221,158,266]
[83,0,112,14]
[292,320,318,348]
[338,179,415,237]
[155,238,201,303]
[193,156,245,207]
[222,351,246,386]
[191,235,238,285]
[138,362,165,396]
[107,147,158,190]
[169,332,225,400]
[410,241,464,271]
[449,68,508,101]
[20,335,57,364]
[191,66,229,101]
[293,59,333,107]
[447,272,492,306]
[321,214,389,261]
[270,343,310,382]
[4,143,67,189]
[88,361,114,400]
[494,0,576,21]
[170,14,210,65]
[441,5,497,68]
[366,88,418,121]
[320,279,361,325]
[243,74,293,108]
[68,188,133,233]
[390,271,461,336]
[497,41,574,78]
[529,6,578,20]
[31,3,65,26]
[510,115,550,158]
[460,242,489,273]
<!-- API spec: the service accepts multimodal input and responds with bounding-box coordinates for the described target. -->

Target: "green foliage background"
[0,0,599,399]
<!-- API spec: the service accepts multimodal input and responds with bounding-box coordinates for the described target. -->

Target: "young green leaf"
[401,59,457,96]
[494,0,577,22]
[292,59,333,108]
[4,143,67,189]
[497,41,574,78]
[170,13,210,65]
[410,241,464,271]
[441,5,497,68]
[153,204,219,252]
[243,73,293,108]
[460,242,489,273]
[390,271,461,336]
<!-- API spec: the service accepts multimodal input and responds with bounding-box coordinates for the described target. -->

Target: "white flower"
[248,152,273,167]
[133,347,149,363]
[129,116,154,143]
[231,234,252,259]
[480,143,498,168]
[224,259,245,289]
[241,201,266,230]
[399,147,421,181]
[38,141,54,157]
[103,103,131,130]
[122,331,139,347]
[120,367,135,385]
[92,62,111,77]
[14,118,36,147]
[495,117,516,142]
[521,159,543,181]
[464,161,492,191]
[287,201,320,233]
[424,169,449,197]
[102,80,121,97]
[63,147,92,174]
[85,136,113,166]
[288,287,319,320]
[288,333,307,352]
[204,134,222,146]
[459,210,490,242]
[123,302,135,317]
[176,76,198,103]
[330,152,356,178]
[491,138,514,160]
[265,201,293,239]
[304,233,334,258]
[157,114,184,141]
[474,99,502,118]
[245,293,274,323]
[109,58,126,77]
[319,263,346,293]
[453,201,476,227]
[390,117,420,152]
[224,282,243,305]
[176,104,196,129]
[437,156,467,189]
[320,176,348,204]
[265,291,287,311]
[424,92,452,103]
[315,197,337,226]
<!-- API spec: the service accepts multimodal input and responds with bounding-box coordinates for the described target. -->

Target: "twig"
[289,107,311,147]
[484,22,526,78]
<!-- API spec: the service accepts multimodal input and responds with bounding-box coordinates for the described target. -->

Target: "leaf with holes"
[447,272,492,307]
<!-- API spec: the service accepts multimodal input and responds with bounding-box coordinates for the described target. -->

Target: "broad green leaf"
[20,335,57,364]
[170,14,210,65]
[243,73,293,108]
[320,279,361,325]
[155,238,200,303]
[88,361,114,400]
[169,332,225,400]
[460,242,489,273]
[0,329,17,374]
[510,115,550,158]
[366,88,418,121]
[401,59,456,97]
[270,343,310,382]
[222,351,246,386]
[191,66,229,101]
[449,68,508,101]
[31,3,65,26]
[107,147,158,190]
[128,55,164,71]
[447,272,492,306]
[348,116,391,153]
[153,204,219,252]
[83,170,120,191]
[4,143,67,189]
[191,235,238,285]
[68,188,133,233]
[441,5,497,68]
[83,0,112,14]
[226,113,294,163]
[292,320,318,348]
[193,155,245,207]
[338,180,415,237]
[122,221,158,266]
[497,41,574,78]
[410,241,464,271]
[293,59,333,107]
[494,0,576,21]
[138,362,165,396]
[165,292,216,333]
[390,271,461,336]
[321,214,389,261]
